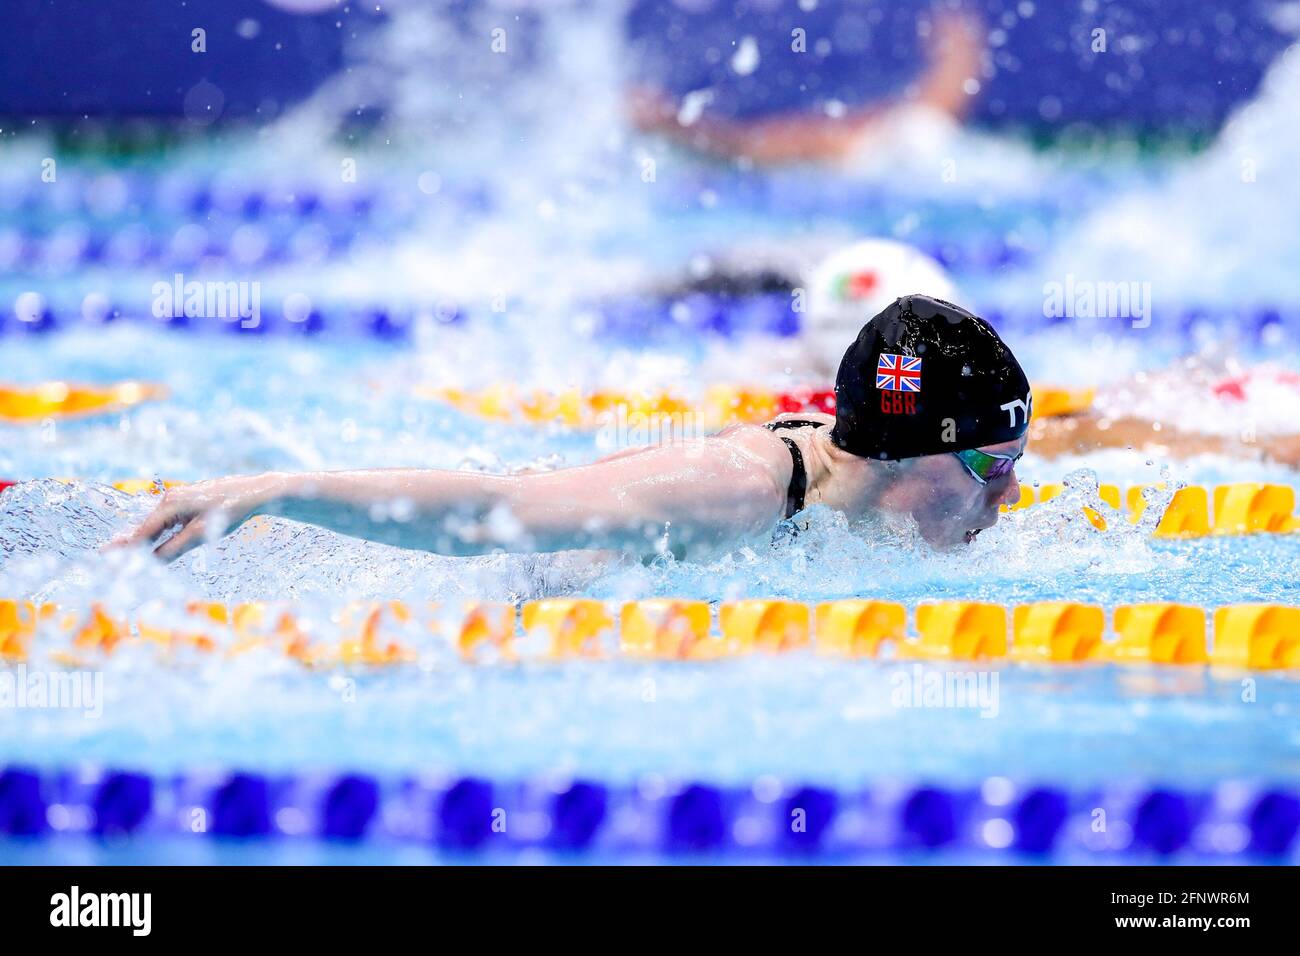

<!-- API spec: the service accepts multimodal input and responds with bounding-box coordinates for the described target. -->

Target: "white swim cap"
[805,238,957,372]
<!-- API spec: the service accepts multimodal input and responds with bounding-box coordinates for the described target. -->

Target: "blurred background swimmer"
[626,8,984,167]
[1030,360,1300,467]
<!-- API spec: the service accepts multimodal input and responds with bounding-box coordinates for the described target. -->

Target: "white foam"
[1046,42,1300,304]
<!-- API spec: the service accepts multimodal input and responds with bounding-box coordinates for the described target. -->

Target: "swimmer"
[654,235,960,380]
[112,295,1031,562]
[1031,414,1300,466]
[627,11,983,166]
[1029,363,1300,468]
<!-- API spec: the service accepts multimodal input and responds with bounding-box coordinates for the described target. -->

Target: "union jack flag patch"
[876,353,922,393]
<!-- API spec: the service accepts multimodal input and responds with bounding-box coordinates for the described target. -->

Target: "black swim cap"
[830,294,1032,460]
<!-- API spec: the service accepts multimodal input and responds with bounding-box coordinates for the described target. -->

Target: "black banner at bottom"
[0,865,1283,941]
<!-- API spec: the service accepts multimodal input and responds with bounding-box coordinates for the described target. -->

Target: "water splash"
[528,467,1182,605]
[1045,41,1300,304]
[3,466,1178,610]
[1091,356,1300,438]
[0,479,615,607]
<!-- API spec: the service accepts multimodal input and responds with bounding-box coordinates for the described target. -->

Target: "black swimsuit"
[764,418,823,519]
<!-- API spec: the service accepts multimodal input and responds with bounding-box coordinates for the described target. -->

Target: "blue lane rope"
[0,229,1029,277]
[0,293,1292,345]
[1,766,1296,859]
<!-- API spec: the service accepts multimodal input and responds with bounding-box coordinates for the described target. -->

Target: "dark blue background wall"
[0,0,378,120]
[2,0,1293,134]
[628,0,1293,132]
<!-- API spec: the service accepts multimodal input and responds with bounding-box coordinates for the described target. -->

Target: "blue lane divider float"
[1,167,1058,249]
[0,222,364,272]
[0,171,498,223]
[1,767,1296,860]
[0,167,1063,280]
[2,289,1296,348]
[0,223,1039,279]
[0,296,469,339]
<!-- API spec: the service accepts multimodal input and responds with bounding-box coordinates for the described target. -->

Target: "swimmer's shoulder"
[708,420,818,498]
[711,412,831,456]
[764,411,835,429]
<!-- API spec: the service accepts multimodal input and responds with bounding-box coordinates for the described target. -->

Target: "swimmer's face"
[895,437,1025,550]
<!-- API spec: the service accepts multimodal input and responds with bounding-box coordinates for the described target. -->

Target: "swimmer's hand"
[106,473,282,561]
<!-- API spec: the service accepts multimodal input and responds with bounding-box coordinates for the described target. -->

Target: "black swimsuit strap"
[776,437,807,519]
[765,419,820,519]
[765,419,825,431]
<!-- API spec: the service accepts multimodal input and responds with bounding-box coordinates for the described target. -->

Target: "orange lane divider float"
[813,600,907,657]
[1211,483,1297,534]
[1009,602,1106,663]
[1211,605,1300,670]
[719,598,811,653]
[1000,482,1297,538]
[1126,485,1212,537]
[521,598,614,658]
[621,599,716,659]
[1031,387,1096,418]
[4,597,1298,671]
[418,384,1091,429]
[909,602,1007,660]
[0,381,167,423]
[1109,604,1209,665]
[423,385,808,430]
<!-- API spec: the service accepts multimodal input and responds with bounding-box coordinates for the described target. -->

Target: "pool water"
[2,319,1298,863]
[4,7,1300,863]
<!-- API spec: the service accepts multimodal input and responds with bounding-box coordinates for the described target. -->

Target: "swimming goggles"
[953,447,1022,485]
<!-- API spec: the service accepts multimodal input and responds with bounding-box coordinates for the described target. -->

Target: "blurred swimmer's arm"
[1261,435,1300,468]
[1027,413,1300,464]
[625,12,982,165]
[910,12,984,120]
[1027,414,1226,458]
[110,429,791,560]
[626,87,881,165]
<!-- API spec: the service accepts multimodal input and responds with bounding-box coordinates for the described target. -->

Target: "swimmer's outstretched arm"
[110,429,791,562]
